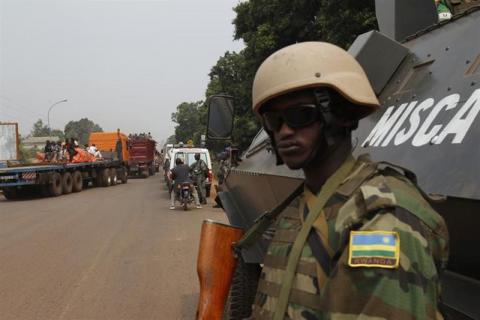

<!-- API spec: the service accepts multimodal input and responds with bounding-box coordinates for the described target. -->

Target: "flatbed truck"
[0,160,128,200]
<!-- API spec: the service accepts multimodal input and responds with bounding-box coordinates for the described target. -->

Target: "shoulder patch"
[348,231,400,269]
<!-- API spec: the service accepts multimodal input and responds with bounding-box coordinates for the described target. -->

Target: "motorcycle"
[177,182,194,210]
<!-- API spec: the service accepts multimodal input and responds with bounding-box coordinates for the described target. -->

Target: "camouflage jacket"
[252,155,449,320]
[191,159,208,178]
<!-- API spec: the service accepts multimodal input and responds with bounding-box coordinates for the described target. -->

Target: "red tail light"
[208,169,213,182]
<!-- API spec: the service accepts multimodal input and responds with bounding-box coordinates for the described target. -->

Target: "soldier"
[191,153,208,204]
[247,42,449,319]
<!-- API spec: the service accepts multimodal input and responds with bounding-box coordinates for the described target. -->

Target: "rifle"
[196,220,244,320]
[196,184,303,319]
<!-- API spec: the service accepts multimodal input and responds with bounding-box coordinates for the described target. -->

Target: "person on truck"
[50,141,60,162]
[243,42,448,319]
[44,140,53,161]
[87,144,102,158]
[169,157,201,210]
[67,138,77,162]
[190,153,208,205]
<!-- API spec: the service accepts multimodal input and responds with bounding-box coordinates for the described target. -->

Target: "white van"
[168,147,213,196]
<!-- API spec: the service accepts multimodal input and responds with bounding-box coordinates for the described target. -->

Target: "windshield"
[174,152,208,167]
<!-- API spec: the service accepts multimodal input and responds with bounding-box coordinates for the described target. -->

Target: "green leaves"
[172,0,377,152]
[31,119,65,140]
[171,101,206,145]
[64,118,103,146]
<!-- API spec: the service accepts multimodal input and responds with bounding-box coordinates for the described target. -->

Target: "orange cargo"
[89,130,129,162]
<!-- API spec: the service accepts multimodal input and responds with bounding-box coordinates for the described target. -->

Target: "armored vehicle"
[207,0,480,318]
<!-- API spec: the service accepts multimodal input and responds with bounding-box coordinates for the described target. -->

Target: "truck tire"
[120,168,128,184]
[110,168,117,186]
[62,172,73,194]
[49,172,63,196]
[149,165,155,176]
[223,258,261,320]
[72,171,83,192]
[101,168,111,187]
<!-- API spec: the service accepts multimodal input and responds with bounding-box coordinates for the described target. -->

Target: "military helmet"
[252,41,380,116]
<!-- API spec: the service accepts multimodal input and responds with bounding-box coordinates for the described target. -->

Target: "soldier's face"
[263,91,324,170]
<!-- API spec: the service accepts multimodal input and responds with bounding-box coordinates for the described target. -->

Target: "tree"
[30,119,64,140]
[64,118,103,146]
[171,0,377,153]
[205,51,260,152]
[166,135,177,144]
[31,119,51,137]
[171,101,206,145]
[202,0,376,152]
[233,0,377,67]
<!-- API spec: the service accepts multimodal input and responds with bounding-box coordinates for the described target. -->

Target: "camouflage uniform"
[252,154,449,319]
[191,159,208,203]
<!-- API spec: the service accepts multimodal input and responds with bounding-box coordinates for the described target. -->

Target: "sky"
[0,0,244,144]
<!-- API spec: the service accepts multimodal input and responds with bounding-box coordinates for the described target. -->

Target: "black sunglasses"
[262,104,320,132]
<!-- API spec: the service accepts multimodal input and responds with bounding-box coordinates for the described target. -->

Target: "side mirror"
[206,95,234,140]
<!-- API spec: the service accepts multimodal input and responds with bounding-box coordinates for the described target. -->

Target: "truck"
[89,130,130,163]
[127,134,156,178]
[0,129,128,200]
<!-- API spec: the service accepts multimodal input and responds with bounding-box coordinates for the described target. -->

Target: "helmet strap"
[313,88,348,147]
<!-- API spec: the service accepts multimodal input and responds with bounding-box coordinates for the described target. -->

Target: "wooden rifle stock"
[197,220,244,320]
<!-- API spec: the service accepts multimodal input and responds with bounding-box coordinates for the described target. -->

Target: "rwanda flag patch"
[348,231,400,269]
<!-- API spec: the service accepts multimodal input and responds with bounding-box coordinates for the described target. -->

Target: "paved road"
[0,175,226,320]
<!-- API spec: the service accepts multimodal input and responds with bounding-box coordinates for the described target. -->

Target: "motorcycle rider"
[245,42,448,319]
[190,153,209,204]
[169,157,201,210]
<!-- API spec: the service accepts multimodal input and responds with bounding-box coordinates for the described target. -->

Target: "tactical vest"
[251,156,447,319]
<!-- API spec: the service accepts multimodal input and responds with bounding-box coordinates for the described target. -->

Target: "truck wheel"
[49,172,63,196]
[62,172,73,194]
[141,170,148,178]
[223,258,261,320]
[101,168,111,187]
[72,171,83,192]
[120,168,128,184]
[149,165,155,176]
[110,168,118,186]
[2,188,19,200]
